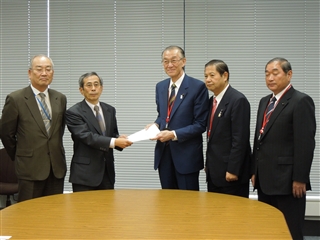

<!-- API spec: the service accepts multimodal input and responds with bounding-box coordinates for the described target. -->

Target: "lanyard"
[35,94,51,121]
[259,85,291,138]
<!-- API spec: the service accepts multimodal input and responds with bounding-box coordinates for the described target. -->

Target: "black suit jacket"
[206,86,251,187]
[66,100,121,187]
[252,87,316,195]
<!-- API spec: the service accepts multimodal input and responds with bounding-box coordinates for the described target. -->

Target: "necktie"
[168,83,176,108]
[265,96,277,123]
[94,105,106,135]
[38,93,51,134]
[207,97,217,138]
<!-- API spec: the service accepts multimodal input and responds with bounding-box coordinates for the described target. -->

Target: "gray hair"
[266,57,292,74]
[78,72,103,88]
[161,45,185,59]
[29,54,54,69]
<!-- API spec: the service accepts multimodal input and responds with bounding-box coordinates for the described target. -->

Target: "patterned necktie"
[94,105,106,135]
[265,96,277,123]
[38,93,51,134]
[207,97,217,138]
[168,83,176,108]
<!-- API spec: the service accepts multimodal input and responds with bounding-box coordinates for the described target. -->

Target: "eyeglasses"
[162,58,183,66]
[84,82,101,88]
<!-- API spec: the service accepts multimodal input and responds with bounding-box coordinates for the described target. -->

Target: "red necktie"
[207,97,217,138]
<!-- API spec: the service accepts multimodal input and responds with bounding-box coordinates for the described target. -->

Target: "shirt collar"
[170,72,185,89]
[85,100,101,112]
[30,84,49,96]
[273,83,292,100]
[214,84,230,103]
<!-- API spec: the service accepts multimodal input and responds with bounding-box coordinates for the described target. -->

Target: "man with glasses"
[1,54,67,202]
[149,46,209,190]
[66,72,132,192]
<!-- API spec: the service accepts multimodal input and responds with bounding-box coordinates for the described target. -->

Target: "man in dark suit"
[252,57,316,239]
[204,59,251,198]
[1,54,67,202]
[66,72,132,192]
[149,45,209,190]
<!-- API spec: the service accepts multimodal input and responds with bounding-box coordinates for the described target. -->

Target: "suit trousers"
[72,165,114,192]
[18,168,64,202]
[258,188,306,240]
[207,173,249,198]
[158,144,200,190]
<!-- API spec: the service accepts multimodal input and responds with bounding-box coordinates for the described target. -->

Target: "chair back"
[0,148,18,195]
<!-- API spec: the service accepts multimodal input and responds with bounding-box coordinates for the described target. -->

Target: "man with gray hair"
[252,57,316,239]
[66,72,132,192]
[1,54,67,202]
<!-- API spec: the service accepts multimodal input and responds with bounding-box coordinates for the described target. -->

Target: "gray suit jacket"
[1,85,67,180]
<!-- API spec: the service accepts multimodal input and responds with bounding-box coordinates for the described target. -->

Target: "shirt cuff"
[110,138,116,148]
[172,130,178,141]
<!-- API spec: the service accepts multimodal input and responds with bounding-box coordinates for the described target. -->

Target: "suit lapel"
[101,103,112,137]
[209,87,231,140]
[170,75,188,118]
[259,88,294,140]
[262,88,293,138]
[256,95,270,139]
[24,86,48,136]
[80,100,102,135]
[160,79,170,119]
[48,89,60,137]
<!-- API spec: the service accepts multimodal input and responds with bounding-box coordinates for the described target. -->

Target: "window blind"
[0,0,318,197]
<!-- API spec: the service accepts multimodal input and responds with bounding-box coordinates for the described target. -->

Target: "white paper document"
[128,124,160,142]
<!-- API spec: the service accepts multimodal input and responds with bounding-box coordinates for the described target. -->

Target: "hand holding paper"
[128,124,160,142]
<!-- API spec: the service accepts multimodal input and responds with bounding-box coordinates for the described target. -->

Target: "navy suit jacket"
[206,86,251,187]
[252,87,316,195]
[154,74,209,174]
[66,100,121,187]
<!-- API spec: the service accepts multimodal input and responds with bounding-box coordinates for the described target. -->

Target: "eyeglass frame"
[161,58,184,66]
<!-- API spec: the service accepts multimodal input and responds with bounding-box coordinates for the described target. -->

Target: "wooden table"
[0,189,291,239]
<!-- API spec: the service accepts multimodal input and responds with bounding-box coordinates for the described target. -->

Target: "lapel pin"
[218,109,224,117]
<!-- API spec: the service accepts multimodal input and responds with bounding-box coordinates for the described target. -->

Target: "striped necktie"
[265,96,277,123]
[38,93,51,134]
[168,83,176,108]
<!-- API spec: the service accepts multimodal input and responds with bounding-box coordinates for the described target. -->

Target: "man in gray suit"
[1,54,67,202]
[252,57,316,239]
[66,72,132,192]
